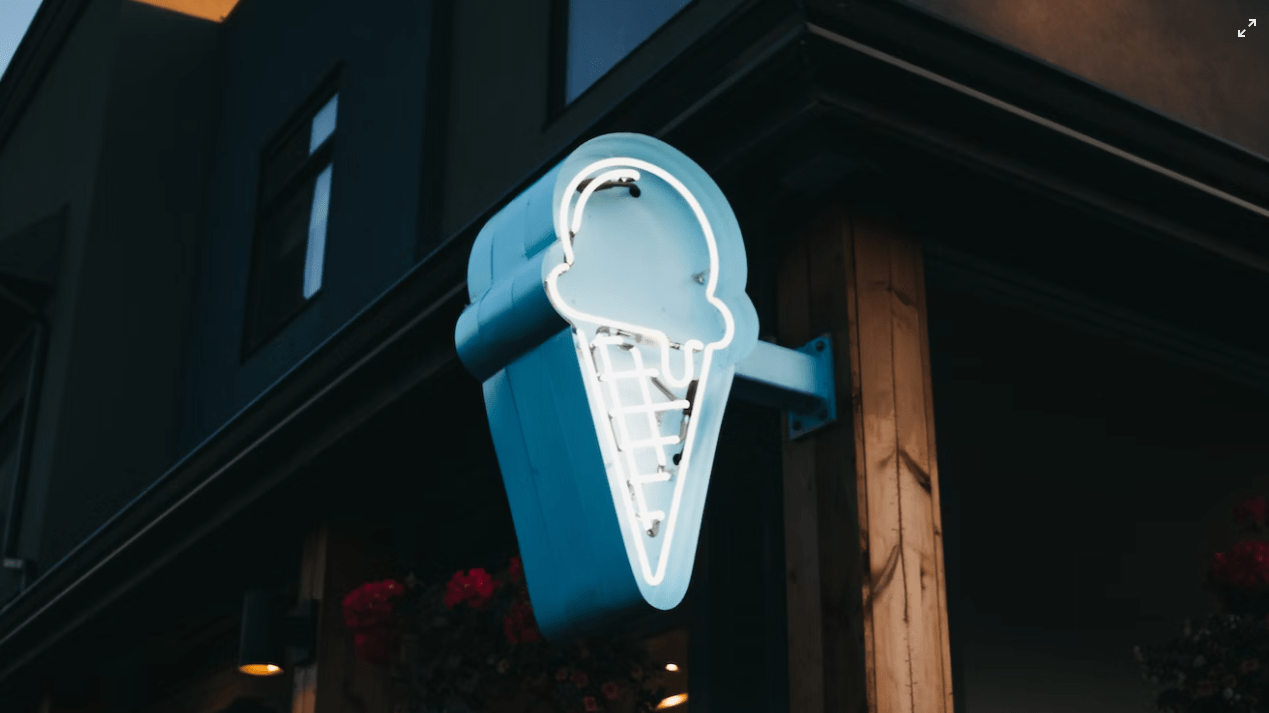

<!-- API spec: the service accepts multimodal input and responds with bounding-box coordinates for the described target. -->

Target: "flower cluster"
[1139,496,1269,712]
[503,597,541,645]
[342,555,665,713]
[1213,541,1269,591]
[443,568,498,609]
[341,579,405,665]
[1208,497,1269,611]
[1234,497,1268,526]
[1138,615,1269,713]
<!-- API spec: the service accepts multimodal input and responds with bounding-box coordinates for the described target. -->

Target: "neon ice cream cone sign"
[455,133,829,639]
[547,156,739,596]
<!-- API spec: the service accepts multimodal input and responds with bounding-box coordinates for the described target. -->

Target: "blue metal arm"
[732,335,838,440]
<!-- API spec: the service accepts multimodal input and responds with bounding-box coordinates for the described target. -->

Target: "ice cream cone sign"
[456,134,821,640]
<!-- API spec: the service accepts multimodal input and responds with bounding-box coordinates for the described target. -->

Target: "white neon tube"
[545,156,736,588]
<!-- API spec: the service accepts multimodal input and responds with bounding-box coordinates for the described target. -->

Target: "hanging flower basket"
[342,555,668,713]
[1139,496,1269,712]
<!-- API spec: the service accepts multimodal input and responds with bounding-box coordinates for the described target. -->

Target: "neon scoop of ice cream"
[542,139,756,607]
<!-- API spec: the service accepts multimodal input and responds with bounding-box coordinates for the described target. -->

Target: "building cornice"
[0,0,92,161]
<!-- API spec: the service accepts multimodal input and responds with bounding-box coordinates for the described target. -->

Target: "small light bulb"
[657,693,689,709]
[665,662,679,672]
[239,663,283,676]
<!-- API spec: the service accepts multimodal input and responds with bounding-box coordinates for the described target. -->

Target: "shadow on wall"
[216,698,278,713]
[927,267,1269,713]
[901,0,1269,158]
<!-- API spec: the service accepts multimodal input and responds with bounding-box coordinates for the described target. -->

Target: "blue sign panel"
[455,133,758,639]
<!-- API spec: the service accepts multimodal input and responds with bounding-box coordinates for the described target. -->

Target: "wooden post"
[292,524,398,713]
[779,204,953,713]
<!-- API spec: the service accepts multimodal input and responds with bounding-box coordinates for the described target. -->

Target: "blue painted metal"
[786,335,837,440]
[731,336,837,440]
[455,133,763,640]
[454,166,567,383]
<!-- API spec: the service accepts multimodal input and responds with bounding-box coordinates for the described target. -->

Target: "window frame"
[240,68,343,360]
[548,0,697,118]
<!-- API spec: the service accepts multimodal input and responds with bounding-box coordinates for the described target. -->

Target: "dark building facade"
[0,0,1264,711]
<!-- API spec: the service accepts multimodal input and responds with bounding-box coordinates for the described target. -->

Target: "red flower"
[444,568,499,609]
[1241,659,1262,674]
[353,629,395,665]
[503,597,542,644]
[470,568,497,600]
[602,682,621,700]
[1235,496,1268,524]
[443,572,465,609]
[503,613,521,643]
[508,555,524,584]
[583,696,599,712]
[572,670,589,688]
[555,667,570,682]
[1212,540,1269,589]
[342,580,404,631]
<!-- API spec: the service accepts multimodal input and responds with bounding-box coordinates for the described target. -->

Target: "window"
[0,331,32,600]
[0,385,21,528]
[242,83,339,356]
[925,251,1269,712]
[563,0,693,103]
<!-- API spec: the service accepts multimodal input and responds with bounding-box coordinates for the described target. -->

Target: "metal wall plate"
[787,334,836,440]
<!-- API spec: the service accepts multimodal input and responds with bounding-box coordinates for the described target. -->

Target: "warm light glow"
[657,693,688,709]
[665,662,679,672]
[128,0,240,22]
[238,663,283,676]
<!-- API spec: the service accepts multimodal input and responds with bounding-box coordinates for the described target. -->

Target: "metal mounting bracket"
[731,334,837,440]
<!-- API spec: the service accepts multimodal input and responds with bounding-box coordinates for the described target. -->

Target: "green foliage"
[1138,614,1269,713]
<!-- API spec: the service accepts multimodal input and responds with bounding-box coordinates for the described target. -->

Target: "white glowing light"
[544,157,736,590]
[665,662,680,672]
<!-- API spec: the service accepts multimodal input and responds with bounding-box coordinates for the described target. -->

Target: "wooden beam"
[915,238,956,713]
[779,203,953,713]
[291,524,398,713]
[779,214,825,713]
[779,205,868,713]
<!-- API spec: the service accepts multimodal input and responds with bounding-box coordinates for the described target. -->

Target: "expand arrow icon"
[1240,29,1247,36]
[1252,19,1258,26]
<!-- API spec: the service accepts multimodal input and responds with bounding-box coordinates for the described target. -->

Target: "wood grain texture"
[779,218,826,713]
[291,526,326,713]
[842,210,877,713]
[779,203,952,713]
[778,206,869,713]
[852,214,952,713]
[914,246,956,713]
[292,524,397,713]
